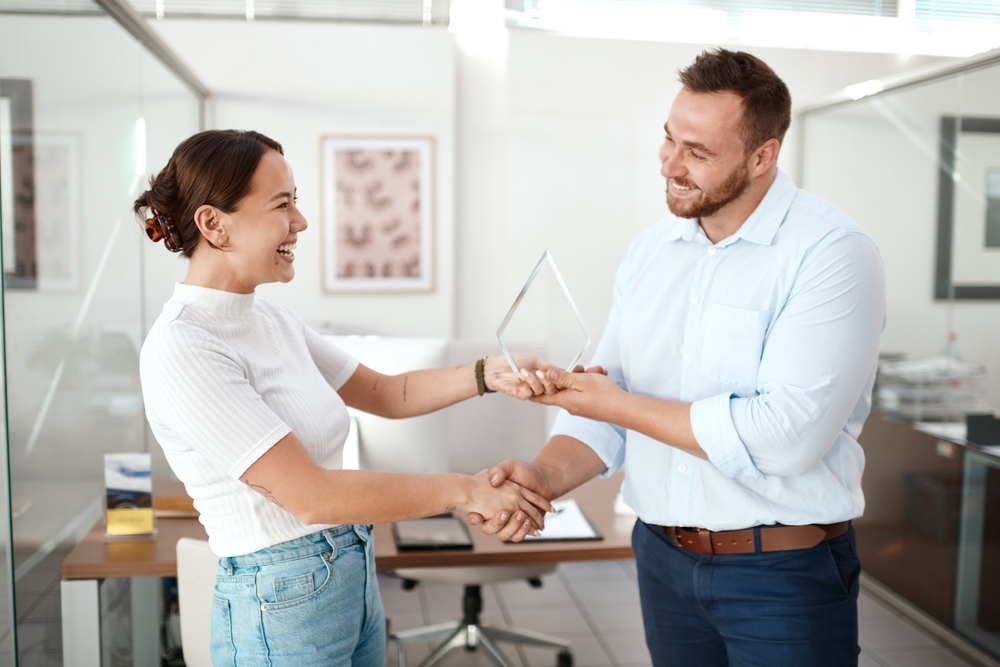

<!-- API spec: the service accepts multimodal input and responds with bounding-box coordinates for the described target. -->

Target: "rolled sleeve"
[550,411,626,477]
[690,393,763,479]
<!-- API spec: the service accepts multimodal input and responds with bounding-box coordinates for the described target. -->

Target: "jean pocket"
[700,304,771,389]
[210,597,236,666]
[263,551,333,610]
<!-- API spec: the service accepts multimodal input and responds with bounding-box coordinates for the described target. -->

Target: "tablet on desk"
[392,515,474,551]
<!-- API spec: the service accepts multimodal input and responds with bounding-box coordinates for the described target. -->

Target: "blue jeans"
[211,525,385,666]
[633,520,860,667]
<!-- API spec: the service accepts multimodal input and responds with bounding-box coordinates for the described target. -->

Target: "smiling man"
[474,49,886,666]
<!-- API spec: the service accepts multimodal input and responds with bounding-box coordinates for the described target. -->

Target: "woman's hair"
[134,129,283,257]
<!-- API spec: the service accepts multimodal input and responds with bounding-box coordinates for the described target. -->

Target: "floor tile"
[385,612,428,637]
[600,632,651,664]
[875,647,974,667]
[583,603,644,636]
[522,635,610,667]
[859,651,886,667]
[566,580,641,607]
[858,592,896,620]
[559,562,633,585]
[496,576,575,610]
[858,615,940,651]
[504,605,593,637]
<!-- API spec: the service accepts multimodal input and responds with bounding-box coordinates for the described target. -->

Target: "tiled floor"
[381,560,979,667]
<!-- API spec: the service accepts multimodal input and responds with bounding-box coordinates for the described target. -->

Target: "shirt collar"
[661,169,798,247]
[171,282,256,316]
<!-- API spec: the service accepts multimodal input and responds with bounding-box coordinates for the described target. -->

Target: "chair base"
[392,620,573,667]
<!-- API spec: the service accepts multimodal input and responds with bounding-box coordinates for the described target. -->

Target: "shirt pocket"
[700,304,771,390]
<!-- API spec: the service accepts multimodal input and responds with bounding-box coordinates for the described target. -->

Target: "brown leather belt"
[660,521,850,555]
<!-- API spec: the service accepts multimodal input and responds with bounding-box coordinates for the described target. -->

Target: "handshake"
[454,354,613,542]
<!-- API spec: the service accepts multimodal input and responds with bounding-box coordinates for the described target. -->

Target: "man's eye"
[691,151,705,160]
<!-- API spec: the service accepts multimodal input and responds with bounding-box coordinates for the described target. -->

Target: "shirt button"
[690,298,699,306]
[678,464,687,473]
[708,248,717,255]
[684,354,693,362]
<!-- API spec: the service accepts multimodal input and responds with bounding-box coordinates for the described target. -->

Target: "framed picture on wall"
[934,116,1000,299]
[34,133,80,291]
[320,135,435,293]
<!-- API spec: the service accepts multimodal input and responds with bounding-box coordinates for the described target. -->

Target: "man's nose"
[660,145,684,178]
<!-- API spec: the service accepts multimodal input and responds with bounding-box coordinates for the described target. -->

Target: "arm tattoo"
[244,480,284,508]
[403,375,408,402]
[372,376,379,391]
[445,506,456,513]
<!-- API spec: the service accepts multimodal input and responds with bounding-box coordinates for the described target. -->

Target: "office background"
[2,1,1000,666]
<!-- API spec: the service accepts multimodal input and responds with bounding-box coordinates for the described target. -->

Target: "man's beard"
[667,163,752,219]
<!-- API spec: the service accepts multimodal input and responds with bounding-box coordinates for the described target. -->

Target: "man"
[471,49,885,666]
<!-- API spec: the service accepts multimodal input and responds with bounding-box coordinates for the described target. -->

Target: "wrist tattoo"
[244,480,284,508]
[403,375,408,402]
[445,505,456,513]
[372,376,379,392]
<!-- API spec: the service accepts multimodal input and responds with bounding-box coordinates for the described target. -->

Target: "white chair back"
[176,537,218,667]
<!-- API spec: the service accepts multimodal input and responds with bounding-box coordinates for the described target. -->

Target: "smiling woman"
[133,130,559,666]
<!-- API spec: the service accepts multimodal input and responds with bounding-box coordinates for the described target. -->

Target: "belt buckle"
[665,527,684,549]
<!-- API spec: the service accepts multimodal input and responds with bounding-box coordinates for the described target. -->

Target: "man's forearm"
[613,394,708,461]
[533,435,608,499]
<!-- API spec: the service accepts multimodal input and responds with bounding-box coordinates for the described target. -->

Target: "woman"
[136,130,555,666]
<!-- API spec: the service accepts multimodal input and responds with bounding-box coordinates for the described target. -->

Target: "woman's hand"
[460,470,554,541]
[484,353,562,399]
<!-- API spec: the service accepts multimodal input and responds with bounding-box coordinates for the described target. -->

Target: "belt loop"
[753,526,762,554]
[352,524,370,545]
[222,556,234,575]
[697,528,714,555]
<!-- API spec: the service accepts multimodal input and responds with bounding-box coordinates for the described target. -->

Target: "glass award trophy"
[495,250,590,378]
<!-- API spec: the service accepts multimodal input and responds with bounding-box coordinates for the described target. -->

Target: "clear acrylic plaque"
[496,250,590,374]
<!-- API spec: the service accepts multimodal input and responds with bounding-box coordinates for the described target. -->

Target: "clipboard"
[522,500,603,542]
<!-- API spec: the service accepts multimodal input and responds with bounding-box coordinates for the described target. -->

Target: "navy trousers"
[633,519,860,667]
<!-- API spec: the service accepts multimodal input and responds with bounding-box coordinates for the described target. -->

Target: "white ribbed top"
[140,283,359,557]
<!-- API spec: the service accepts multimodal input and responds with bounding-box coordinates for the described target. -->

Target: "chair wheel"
[401,579,418,590]
[557,651,573,667]
[528,577,543,589]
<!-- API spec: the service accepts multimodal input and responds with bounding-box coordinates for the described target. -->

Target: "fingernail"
[532,529,541,537]
[535,369,545,379]
[520,368,530,377]
[548,369,559,379]
[499,513,509,523]
[523,520,531,528]
[515,513,524,522]
[490,473,499,484]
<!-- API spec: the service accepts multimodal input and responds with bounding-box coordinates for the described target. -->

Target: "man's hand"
[484,353,561,399]
[530,367,624,421]
[467,459,554,542]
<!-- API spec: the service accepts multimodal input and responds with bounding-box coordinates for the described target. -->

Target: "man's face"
[659,88,753,220]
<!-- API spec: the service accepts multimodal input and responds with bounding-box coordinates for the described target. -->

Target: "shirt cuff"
[549,411,625,477]
[689,393,762,479]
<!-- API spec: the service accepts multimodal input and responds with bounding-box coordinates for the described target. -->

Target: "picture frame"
[320,135,435,293]
[34,133,81,291]
[934,116,1000,300]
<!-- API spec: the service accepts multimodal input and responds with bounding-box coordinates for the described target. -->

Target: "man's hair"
[678,48,791,154]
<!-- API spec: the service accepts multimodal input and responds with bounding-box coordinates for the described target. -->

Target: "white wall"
[152,19,457,338]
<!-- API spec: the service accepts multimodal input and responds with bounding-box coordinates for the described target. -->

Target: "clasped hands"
[471,355,618,542]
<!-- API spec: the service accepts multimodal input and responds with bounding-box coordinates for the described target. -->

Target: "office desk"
[61,474,634,667]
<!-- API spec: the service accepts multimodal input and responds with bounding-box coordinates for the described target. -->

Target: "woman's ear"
[193,204,227,248]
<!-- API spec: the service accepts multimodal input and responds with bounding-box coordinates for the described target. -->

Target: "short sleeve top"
[140,283,359,556]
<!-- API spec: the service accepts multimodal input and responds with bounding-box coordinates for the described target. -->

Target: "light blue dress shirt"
[550,170,886,530]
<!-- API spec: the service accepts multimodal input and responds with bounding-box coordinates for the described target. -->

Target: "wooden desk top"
[62,473,635,580]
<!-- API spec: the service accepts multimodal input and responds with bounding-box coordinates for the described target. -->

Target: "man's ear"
[750,138,780,177]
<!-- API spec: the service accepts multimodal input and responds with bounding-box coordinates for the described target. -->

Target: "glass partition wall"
[800,53,1000,659]
[0,5,200,665]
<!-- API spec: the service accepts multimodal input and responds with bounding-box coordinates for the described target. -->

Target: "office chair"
[175,537,218,667]
[391,565,573,667]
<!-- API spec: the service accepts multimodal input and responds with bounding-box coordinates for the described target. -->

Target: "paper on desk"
[524,499,597,541]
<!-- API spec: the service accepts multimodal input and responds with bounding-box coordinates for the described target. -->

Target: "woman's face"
[220,149,307,291]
